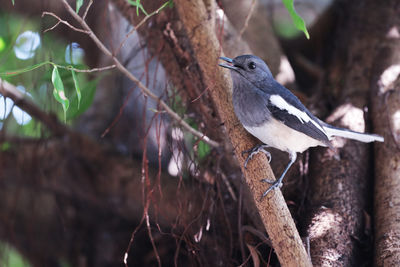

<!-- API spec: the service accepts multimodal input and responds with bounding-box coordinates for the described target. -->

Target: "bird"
[219,55,384,198]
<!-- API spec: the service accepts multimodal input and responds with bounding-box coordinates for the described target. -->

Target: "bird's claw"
[242,144,271,169]
[243,154,253,169]
[261,178,277,184]
[260,179,283,199]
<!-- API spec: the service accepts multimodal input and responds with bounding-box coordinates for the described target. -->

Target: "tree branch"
[173,0,311,266]
[369,1,400,264]
[0,78,67,136]
[54,0,219,148]
[42,11,90,33]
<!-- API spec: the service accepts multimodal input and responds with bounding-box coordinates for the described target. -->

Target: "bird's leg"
[242,144,271,169]
[261,151,297,198]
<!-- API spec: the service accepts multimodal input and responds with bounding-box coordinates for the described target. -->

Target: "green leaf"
[76,0,84,14]
[126,0,148,16]
[0,242,32,267]
[0,37,6,52]
[135,0,140,16]
[70,69,81,109]
[197,140,210,159]
[11,0,15,5]
[1,142,11,151]
[281,0,309,39]
[66,79,97,119]
[51,66,69,122]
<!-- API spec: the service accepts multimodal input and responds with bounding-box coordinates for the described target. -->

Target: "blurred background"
[1,0,394,266]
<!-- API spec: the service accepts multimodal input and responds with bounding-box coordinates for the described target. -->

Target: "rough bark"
[369,1,400,265]
[172,0,311,266]
[372,79,400,266]
[305,1,394,266]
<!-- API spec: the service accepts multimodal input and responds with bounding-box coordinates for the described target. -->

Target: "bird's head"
[219,55,273,84]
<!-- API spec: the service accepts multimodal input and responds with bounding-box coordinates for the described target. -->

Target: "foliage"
[0,243,32,267]
[52,66,69,121]
[126,0,148,16]
[197,140,210,159]
[126,0,174,16]
[281,0,310,39]
[76,0,83,14]
[0,12,100,135]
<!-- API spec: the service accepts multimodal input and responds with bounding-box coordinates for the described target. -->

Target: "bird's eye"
[248,62,256,70]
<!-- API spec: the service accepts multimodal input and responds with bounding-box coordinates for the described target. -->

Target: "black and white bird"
[219,55,384,197]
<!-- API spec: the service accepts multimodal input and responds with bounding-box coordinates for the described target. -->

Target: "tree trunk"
[305,0,397,265]
[368,1,400,265]
[172,0,311,266]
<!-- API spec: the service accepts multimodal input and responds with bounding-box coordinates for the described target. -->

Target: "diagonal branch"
[82,0,93,21]
[0,78,67,135]
[53,0,219,148]
[172,0,312,266]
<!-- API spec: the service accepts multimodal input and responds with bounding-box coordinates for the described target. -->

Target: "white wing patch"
[269,94,327,135]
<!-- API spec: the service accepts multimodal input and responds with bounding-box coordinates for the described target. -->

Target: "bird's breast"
[244,118,326,153]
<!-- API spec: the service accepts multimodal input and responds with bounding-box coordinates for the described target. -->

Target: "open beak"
[218,56,238,70]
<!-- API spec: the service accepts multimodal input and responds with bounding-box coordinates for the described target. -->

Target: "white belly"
[244,118,326,153]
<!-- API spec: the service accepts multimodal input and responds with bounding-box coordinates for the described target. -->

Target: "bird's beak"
[218,56,238,70]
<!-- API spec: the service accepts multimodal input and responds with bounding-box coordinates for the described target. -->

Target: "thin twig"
[238,184,246,263]
[43,20,61,33]
[220,172,237,201]
[42,12,90,34]
[116,1,170,56]
[238,0,256,38]
[241,225,272,246]
[61,64,116,73]
[58,0,219,148]
[82,0,93,21]
[0,62,115,77]
[0,78,67,135]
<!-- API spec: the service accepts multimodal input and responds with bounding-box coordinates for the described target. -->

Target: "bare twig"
[42,12,90,34]
[220,172,237,201]
[238,0,256,37]
[241,225,272,246]
[0,62,115,78]
[0,78,67,135]
[115,1,170,56]
[61,64,116,73]
[56,0,219,148]
[82,0,93,21]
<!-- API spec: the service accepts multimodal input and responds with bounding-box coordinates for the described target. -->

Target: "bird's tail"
[322,124,384,143]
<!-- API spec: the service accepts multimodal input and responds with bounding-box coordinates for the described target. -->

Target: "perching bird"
[219,55,384,198]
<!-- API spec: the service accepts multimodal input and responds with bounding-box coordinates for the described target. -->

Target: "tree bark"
[368,1,400,265]
[305,1,396,266]
[172,0,311,266]
[373,79,400,266]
